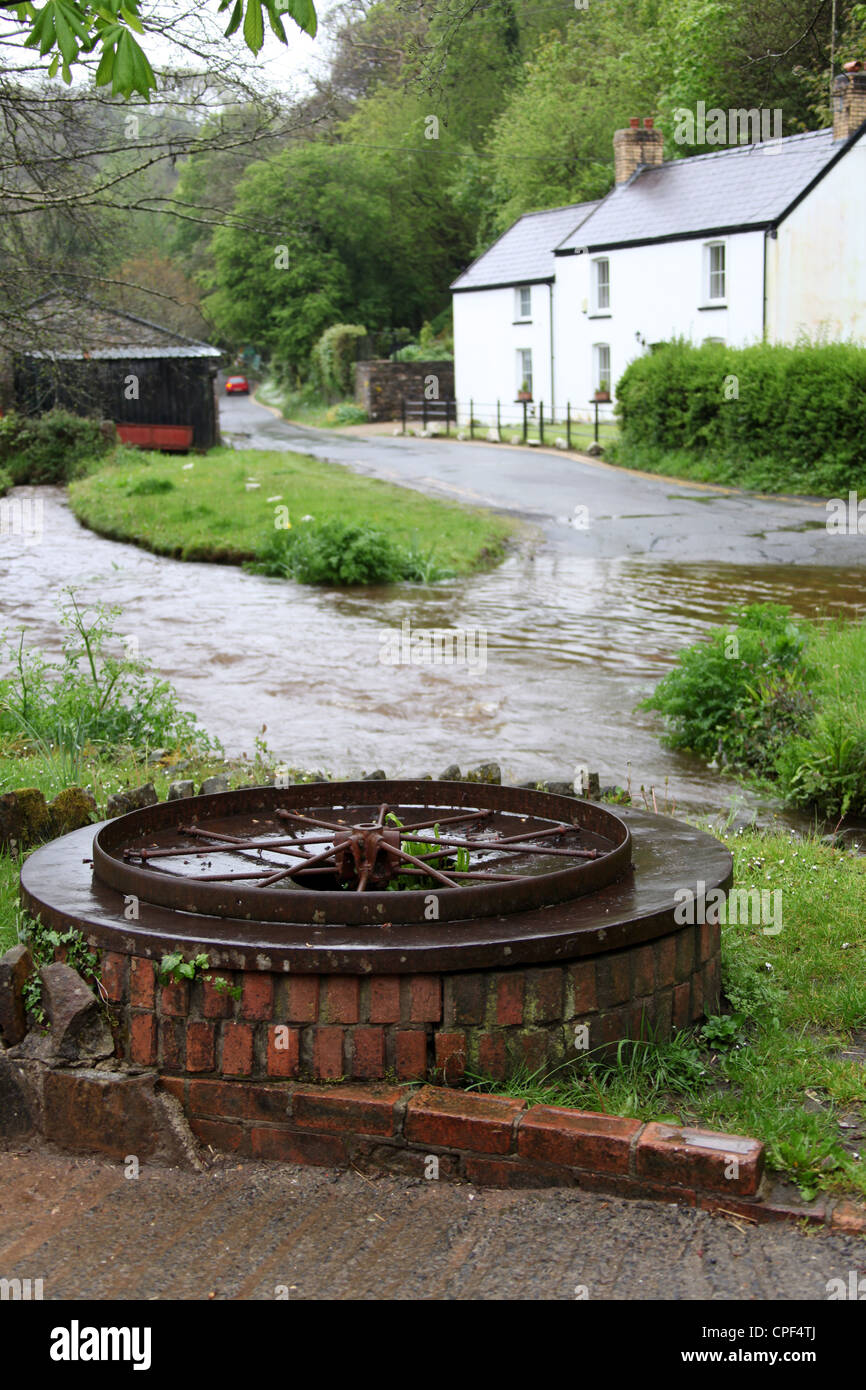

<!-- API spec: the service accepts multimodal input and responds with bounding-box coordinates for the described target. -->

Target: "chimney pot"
[613,119,664,183]
[833,64,866,140]
[629,117,640,129]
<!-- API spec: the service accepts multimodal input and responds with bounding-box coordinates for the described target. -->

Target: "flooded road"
[1,470,864,822]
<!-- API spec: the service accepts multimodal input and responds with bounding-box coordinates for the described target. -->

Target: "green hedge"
[309,324,367,399]
[0,410,113,490]
[611,340,866,494]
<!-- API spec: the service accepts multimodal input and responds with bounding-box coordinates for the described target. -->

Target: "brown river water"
[1,485,864,825]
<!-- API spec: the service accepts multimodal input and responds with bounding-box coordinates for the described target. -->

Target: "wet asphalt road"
[221,394,866,569]
[2,1142,864,1302]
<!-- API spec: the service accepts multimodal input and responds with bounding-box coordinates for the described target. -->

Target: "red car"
[225,375,250,395]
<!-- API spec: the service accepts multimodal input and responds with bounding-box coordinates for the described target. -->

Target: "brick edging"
[160,1076,866,1231]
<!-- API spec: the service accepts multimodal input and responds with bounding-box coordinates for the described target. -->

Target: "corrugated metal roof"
[557,128,840,251]
[25,346,221,360]
[451,201,600,290]
[17,292,220,358]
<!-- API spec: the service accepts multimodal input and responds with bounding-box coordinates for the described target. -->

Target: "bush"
[0,592,217,757]
[643,605,866,817]
[642,604,812,768]
[0,410,113,486]
[310,324,368,400]
[249,520,451,586]
[394,318,454,362]
[325,402,368,426]
[774,622,866,818]
[612,339,866,494]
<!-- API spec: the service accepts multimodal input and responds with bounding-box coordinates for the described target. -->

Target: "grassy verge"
[255,379,368,429]
[487,419,619,450]
[471,823,866,1200]
[68,445,516,576]
[643,604,866,819]
[605,440,820,493]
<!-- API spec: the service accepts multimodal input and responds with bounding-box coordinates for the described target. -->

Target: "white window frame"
[592,258,610,312]
[517,348,533,397]
[705,241,726,302]
[515,285,532,320]
[593,343,611,394]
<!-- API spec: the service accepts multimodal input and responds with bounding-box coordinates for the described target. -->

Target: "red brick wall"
[100,922,720,1086]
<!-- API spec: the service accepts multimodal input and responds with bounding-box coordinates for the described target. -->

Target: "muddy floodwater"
[2,484,864,824]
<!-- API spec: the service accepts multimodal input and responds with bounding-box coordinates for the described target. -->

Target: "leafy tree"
[206,95,475,372]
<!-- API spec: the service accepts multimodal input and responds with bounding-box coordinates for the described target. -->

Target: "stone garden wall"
[355,360,455,422]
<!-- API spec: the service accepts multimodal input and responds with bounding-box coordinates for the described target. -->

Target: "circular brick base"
[100,919,721,1084]
[22,803,730,1087]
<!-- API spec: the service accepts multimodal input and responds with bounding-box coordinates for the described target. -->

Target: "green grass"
[68,446,515,576]
[644,605,866,819]
[604,439,819,493]
[255,380,366,429]
[494,419,619,450]
[469,824,866,1200]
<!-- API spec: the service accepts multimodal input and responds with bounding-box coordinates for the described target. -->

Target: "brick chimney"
[613,117,664,184]
[833,60,866,141]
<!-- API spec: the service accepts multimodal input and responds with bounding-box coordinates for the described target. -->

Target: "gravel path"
[2,1141,863,1301]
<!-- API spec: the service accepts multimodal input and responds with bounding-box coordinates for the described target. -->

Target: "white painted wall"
[553,231,766,412]
[766,137,866,343]
[453,160,866,424]
[452,283,554,428]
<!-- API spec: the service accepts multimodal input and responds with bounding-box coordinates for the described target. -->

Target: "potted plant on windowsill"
[516,380,532,402]
[593,380,611,402]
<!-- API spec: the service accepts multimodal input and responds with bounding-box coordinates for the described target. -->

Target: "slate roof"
[557,128,841,252]
[451,201,599,291]
[18,293,220,359]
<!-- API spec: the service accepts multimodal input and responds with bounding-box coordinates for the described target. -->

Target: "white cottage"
[451,65,866,429]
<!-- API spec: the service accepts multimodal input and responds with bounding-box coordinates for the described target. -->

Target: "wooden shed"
[8,293,222,450]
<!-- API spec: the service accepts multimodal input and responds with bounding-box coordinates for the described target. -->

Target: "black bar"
[469,400,474,440]
[522,398,527,443]
[539,401,544,446]
[566,402,571,450]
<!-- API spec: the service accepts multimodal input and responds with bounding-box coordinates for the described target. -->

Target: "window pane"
[594,344,610,390]
[518,349,532,394]
[709,244,726,299]
[595,259,610,309]
[518,286,531,317]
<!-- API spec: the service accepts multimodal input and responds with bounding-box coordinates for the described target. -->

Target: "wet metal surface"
[20,801,731,973]
[94,782,630,923]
